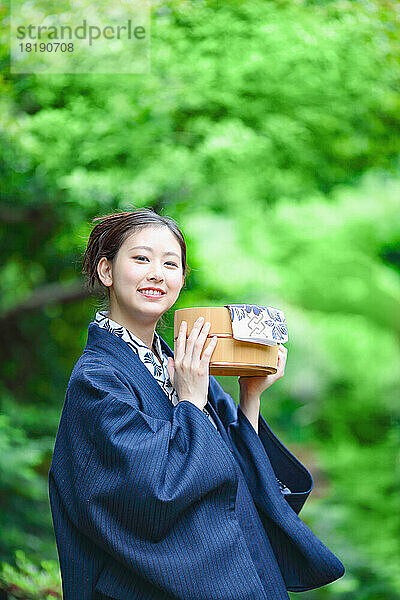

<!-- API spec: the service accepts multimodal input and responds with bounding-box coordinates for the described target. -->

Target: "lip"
[138,288,166,299]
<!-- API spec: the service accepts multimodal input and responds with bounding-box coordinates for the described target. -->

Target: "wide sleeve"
[49,362,270,600]
[208,375,313,515]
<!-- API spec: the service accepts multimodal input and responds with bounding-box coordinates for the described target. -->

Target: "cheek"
[119,263,143,285]
[167,271,183,289]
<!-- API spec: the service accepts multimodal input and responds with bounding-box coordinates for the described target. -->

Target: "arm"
[209,375,313,515]
[49,362,267,600]
[208,376,347,590]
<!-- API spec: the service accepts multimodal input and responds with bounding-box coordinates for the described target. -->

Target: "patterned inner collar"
[94,310,163,358]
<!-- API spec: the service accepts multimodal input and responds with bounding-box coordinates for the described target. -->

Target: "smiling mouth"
[138,290,166,298]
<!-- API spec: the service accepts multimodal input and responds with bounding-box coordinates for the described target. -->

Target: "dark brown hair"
[82,207,190,315]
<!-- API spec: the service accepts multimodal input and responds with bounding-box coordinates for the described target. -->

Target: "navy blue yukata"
[48,318,345,600]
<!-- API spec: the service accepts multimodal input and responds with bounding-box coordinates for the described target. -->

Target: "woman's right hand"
[166,318,218,411]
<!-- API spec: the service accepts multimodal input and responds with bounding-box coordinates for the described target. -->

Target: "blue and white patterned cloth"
[94,311,218,430]
[225,304,289,346]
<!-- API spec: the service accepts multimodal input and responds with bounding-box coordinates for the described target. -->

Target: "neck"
[106,306,157,350]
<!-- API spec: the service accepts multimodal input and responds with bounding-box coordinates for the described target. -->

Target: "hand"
[238,344,288,401]
[166,317,218,411]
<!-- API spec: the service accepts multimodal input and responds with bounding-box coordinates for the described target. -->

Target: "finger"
[175,320,187,362]
[280,346,287,365]
[276,351,286,375]
[192,320,211,365]
[277,345,287,363]
[184,317,205,363]
[200,335,218,366]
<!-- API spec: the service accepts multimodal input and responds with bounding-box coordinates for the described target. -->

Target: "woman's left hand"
[238,344,288,400]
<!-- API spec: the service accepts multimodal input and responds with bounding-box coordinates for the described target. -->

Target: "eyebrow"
[128,245,180,259]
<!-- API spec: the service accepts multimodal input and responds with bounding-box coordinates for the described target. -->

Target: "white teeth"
[139,289,163,296]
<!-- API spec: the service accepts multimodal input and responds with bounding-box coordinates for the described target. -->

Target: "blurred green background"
[1,0,399,598]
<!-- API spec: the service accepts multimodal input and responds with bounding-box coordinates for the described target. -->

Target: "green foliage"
[2,0,400,217]
[0,550,61,599]
[0,388,55,564]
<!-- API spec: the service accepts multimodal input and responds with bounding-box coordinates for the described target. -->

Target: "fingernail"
[198,317,204,323]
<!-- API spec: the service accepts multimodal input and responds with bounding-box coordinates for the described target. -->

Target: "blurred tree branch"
[0,203,49,224]
[0,279,90,320]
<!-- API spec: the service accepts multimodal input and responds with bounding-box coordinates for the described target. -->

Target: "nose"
[146,264,164,283]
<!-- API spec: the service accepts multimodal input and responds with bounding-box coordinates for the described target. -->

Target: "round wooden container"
[173,307,279,377]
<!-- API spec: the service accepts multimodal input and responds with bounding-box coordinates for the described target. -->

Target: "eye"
[133,255,178,267]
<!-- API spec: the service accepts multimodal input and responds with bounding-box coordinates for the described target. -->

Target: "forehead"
[122,226,182,255]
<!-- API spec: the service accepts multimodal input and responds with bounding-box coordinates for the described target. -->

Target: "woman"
[48,207,345,600]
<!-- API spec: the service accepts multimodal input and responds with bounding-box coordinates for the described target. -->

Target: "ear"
[97,257,113,287]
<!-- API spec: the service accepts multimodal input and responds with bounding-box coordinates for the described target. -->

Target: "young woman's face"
[101,225,185,323]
